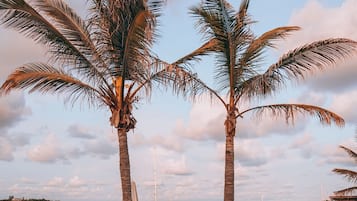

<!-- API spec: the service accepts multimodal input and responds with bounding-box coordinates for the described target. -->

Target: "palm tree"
[333,145,357,195]
[171,0,357,200]
[0,1,194,200]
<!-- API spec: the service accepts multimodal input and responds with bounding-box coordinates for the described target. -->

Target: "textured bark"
[224,113,236,201]
[118,128,132,201]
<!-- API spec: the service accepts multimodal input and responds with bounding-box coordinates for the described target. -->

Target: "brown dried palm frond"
[240,26,300,69]
[0,63,115,107]
[136,59,225,105]
[173,39,219,68]
[237,38,357,100]
[333,169,357,184]
[339,145,357,163]
[89,0,163,80]
[239,103,344,127]
[190,0,253,93]
[0,0,90,66]
[334,186,357,196]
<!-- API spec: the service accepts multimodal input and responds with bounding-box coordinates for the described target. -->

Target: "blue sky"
[1,0,357,201]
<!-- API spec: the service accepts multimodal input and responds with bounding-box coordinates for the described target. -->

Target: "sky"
[0,0,357,201]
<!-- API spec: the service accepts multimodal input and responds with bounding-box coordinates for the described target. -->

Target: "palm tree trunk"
[224,114,236,201]
[118,128,132,201]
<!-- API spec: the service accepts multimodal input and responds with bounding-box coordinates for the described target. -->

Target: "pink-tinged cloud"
[0,30,45,79]
[0,137,14,161]
[319,139,356,167]
[330,90,357,123]
[216,140,268,167]
[67,124,96,139]
[0,92,31,130]
[290,132,314,149]
[131,133,185,153]
[277,0,357,93]
[68,176,86,188]
[175,99,307,142]
[162,155,194,176]
[27,134,66,163]
[47,177,64,187]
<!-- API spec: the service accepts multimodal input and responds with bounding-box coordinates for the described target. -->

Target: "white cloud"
[330,90,357,123]
[0,92,31,130]
[0,136,14,161]
[216,140,268,167]
[290,132,314,149]
[83,139,117,159]
[319,139,356,167]
[162,155,194,176]
[175,100,226,141]
[277,0,357,93]
[67,124,96,139]
[27,134,66,163]
[131,133,185,153]
[47,177,64,187]
[68,176,86,188]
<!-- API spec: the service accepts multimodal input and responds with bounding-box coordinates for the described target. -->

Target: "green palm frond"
[334,186,357,196]
[239,103,345,127]
[333,168,357,184]
[237,38,357,100]
[0,63,113,107]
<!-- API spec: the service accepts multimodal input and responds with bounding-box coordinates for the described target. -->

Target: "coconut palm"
[333,145,357,195]
[0,0,196,200]
[170,0,357,200]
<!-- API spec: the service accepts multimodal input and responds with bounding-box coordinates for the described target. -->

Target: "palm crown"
[0,0,195,200]
[173,0,357,200]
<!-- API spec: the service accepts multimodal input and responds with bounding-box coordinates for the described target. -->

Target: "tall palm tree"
[0,0,195,200]
[333,145,357,195]
[171,0,357,200]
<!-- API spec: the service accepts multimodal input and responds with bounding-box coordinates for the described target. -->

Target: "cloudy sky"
[1,0,357,201]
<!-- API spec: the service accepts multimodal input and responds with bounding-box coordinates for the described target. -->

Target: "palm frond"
[239,103,345,127]
[172,38,219,67]
[334,186,357,196]
[240,26,300,68]
[333,168,357,184]
[339,145,357,164]
[0,0,88,65]
[137,59,226,106]
[237,38,357,100]
[120,9,157,81]
[0,63,114,107]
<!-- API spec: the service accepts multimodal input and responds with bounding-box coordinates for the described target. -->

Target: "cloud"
[175,100,226,141]
[290,132,314,149]
[330,90,357,123]
[0,92,31,130]
[277,0,357,93]
[319,139,356,167]
[175,99,307,142]
[83,139,117,159]
[0,137,14,161]
[27,134,66,163]
[67,124,96,139]
[0,30,45,79]
[47,177,64,187]
[68,176,86,188]
[216,140,268,167]
[162,155,194,176]
[131,133,185,153]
